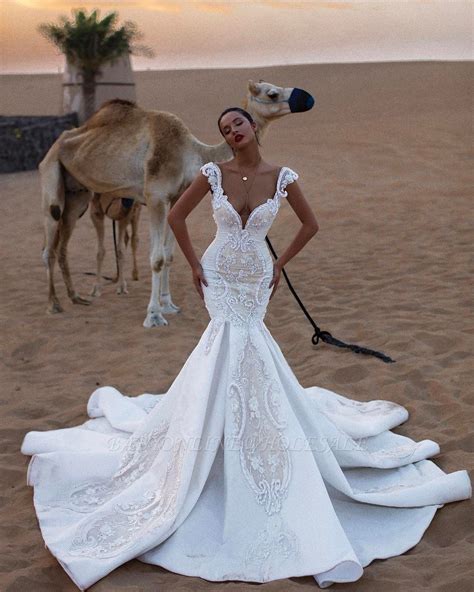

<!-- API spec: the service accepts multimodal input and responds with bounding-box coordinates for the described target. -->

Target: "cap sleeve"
[279,166,299,197]
[200,162,219,193]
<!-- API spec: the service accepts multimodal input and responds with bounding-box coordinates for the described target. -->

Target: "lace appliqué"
[68,440,186,558]
[243,514,300,581]
[68,419,170,512]
[228,333,291,516]
[204,317,225,355]
[200,161,224,206]
[199,161,300,571]
[279,167,299,197]
[210,236,271,330]
[199,162,298,333]
[200,161,298,234]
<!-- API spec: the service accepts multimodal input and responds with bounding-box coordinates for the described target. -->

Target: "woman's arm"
[167,172,210,299]
[268,180,319,297]
[275,180,319,269]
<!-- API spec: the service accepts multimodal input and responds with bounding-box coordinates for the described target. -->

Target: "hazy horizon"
[1,57,472,77]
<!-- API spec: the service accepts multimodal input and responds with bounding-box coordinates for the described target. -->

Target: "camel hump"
[83,99,141,130]
[100,98,137,109]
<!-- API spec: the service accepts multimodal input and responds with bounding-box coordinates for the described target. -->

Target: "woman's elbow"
[307,220,319,236]
[167,209,179,227]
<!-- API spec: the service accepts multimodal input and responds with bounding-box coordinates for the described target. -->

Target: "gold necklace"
[237,157,262,220]
[236,158,262,207]
[236,157,262,187]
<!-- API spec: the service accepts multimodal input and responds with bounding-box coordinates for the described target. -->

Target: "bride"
[21,107,472,591]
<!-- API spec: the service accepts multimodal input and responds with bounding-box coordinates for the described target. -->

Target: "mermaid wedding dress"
[21,161,472,590]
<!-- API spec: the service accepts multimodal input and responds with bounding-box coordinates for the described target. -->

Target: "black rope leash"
[265,236,396,364]
[112,219,119,281]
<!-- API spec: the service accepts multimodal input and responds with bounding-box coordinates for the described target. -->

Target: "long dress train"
[21,161,472,590]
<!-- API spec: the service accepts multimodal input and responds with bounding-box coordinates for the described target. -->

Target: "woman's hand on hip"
[268,262,282,300]
[192,263,208,300]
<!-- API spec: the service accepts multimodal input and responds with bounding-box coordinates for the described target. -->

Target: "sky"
[0,1,472,74]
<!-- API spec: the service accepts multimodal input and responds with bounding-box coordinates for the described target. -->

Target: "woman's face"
[219,111,257,152]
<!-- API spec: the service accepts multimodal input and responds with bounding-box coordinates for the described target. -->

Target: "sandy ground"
[0,61,473,591]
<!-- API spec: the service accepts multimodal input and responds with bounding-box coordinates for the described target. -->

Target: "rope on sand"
[265,236,396,364]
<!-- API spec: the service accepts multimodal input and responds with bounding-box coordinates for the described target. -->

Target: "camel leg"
[89,194,105,297]
[160,201,180,314]
[43,213,62,314]
[58,192,92,306]
[130,204,141,281]
[40,153,65,314]
[116,218,128,295]
[144,200,168,328]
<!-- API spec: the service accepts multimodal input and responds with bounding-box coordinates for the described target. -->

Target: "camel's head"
[244,79,314,121]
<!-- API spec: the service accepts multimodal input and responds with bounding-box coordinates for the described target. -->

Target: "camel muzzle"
[288,88,315,113]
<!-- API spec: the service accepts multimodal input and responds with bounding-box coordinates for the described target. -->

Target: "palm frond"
[38,7,155,72]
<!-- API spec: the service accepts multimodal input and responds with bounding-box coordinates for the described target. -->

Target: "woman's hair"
[217,107,262,147]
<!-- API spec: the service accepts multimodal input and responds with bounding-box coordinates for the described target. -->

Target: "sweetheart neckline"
[212,162,286,232]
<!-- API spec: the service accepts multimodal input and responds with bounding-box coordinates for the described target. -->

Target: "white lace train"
[21,162,472,590]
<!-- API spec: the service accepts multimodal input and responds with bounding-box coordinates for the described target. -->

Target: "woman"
[21,107,472,591]
[167,106,319,304]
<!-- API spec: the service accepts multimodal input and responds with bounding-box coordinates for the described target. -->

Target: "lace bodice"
[200,161,298,240]
[198,161,298,337]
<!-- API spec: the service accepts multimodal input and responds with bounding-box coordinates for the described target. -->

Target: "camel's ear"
[248,79,259,95]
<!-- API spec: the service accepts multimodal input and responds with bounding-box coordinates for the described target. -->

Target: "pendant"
[242,176,248,181]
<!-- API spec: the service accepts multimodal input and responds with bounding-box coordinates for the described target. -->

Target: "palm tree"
[38,8,154,120]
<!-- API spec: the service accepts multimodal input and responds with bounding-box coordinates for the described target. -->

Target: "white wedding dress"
[21,161,472,591]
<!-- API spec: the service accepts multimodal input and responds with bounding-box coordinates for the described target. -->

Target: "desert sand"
[0,61,472,591]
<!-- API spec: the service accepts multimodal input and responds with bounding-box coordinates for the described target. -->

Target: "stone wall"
[0,113,78,174]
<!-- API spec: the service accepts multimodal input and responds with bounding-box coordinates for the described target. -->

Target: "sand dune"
[0,61,472,591]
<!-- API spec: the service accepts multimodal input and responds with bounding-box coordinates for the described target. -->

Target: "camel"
[40,79,314,327]
[89,194,142,297]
